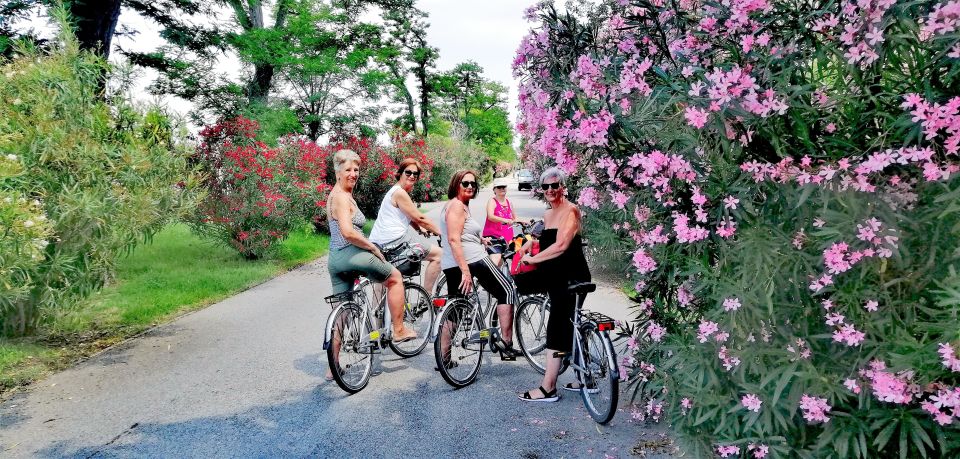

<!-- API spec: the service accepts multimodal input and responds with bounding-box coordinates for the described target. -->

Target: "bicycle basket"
[385,242,425,277]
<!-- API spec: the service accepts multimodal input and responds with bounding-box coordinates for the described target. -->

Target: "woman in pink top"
[483,178,515,266]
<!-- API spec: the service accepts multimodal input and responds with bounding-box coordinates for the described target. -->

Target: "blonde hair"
[332,149,361,172]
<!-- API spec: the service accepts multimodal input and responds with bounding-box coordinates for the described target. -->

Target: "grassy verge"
[0,224,328,396]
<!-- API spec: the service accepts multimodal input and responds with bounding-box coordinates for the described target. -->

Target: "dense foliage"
[516,0,960,457]
[0,30,194,335]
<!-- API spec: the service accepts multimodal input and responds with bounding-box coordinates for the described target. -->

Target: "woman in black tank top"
[516,167,591,403]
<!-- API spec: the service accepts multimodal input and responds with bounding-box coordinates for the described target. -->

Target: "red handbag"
[510,240,540,276]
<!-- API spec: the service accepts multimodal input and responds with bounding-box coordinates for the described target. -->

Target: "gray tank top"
[329,197,366,251]
[439,201,487,270]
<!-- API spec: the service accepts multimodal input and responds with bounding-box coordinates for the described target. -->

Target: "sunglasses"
[541,182,562,190]
[402,169,421,178]
[494,186,506,190]
[461,180,478,189]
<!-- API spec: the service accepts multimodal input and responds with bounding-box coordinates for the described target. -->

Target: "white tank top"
[370,186,411,244]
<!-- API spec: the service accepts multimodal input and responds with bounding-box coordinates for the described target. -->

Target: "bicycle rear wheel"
[389,282,433,357]
[578,326,619,424]
[327,303,373,394]
[433,298,483,388]
[434,272,447,298]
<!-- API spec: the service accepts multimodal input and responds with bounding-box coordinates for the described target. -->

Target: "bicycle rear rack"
[324,290,356,307]
[582,311,616,331]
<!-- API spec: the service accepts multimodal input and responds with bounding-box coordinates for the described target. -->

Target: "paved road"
[0,179,674,458]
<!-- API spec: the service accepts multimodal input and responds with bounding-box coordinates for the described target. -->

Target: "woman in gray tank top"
[439,170,519,363]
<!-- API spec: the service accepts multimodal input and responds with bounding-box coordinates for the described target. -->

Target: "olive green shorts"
[328,244,394,294]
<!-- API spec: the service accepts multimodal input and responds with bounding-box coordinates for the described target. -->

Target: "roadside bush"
[425,135,489,200]
[517,0,960,457]
[0,26,194,335]
[193,117,301,259]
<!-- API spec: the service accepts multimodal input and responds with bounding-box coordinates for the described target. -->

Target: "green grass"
[0,224,328,395]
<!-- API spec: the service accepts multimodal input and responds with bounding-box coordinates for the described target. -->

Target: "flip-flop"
[392,328,418,343]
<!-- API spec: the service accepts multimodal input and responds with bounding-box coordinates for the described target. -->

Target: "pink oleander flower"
[748,443,769,459]
[742,393,763,412]
[939,343,960,372]
[832,323,866,346]
[684,106,710,128]
[826,122,837,133]
[611,190,630,209]
[864,364,916,404]
[647,321,667,342]
[716,218,737,238]
[680,397,692,415]
[723,195,739,209]
[717,445,741,457]
[723,297,742,312]
[698,320,719,343]
[632,248,658,274]
[813,218,826,228]
[864,300,879,312]
[844,378,861,394]
[799,394,832,423]
[577,186,601,209]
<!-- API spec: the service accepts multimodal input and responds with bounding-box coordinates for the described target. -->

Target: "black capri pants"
[443,257,519,306]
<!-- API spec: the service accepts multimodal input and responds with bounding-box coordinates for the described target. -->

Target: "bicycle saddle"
[567,281,596,294]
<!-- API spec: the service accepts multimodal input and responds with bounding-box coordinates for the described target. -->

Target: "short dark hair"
[447,169,478,199]
[395,158,423,180]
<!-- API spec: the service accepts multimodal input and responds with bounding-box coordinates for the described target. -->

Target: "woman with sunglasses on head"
[482,177,516,267]
[516,167,591,403]
[439,170,519,360]
[369,158,443,293]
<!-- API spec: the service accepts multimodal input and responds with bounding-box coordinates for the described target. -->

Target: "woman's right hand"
[458,267,472,294]
[373,247,386,263]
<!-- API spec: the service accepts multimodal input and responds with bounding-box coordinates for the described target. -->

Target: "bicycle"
[353,242,434,356]
[322,243,433,394]
[549,281,620,424]
[431,279,517,389]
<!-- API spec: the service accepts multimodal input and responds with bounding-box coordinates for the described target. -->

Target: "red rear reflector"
[597,322,614,332]
[432,298,447,308]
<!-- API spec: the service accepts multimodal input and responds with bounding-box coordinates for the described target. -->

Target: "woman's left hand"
[520,253,537,266]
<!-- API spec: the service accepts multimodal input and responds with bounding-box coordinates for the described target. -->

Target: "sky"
[102,1,535,132]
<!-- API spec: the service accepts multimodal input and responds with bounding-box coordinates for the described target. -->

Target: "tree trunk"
[248,63,274,104]
[69,0,122,59]
[308,119,321,141]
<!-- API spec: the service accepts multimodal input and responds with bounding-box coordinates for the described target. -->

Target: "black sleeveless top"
[539,229,591,284]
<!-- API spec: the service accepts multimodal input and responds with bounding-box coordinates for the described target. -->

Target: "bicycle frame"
[429,283,498,344]
[322,281,393,353]
[562,294,620,385]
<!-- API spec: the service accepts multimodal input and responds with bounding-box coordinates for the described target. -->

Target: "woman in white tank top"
[369,158,443,293]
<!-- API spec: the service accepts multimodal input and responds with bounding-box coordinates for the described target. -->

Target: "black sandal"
[498,341,519,361]
[560,382,599,394]
[518,386,559,403]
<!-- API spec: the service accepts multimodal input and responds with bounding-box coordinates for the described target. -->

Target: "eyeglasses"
[460,181,478,189]
[402,169,421,178]
[541,182,561,190]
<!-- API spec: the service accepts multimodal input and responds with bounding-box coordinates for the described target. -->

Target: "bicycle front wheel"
[433,298,482,388]
[578,326,619,424]
[327,303,373,394]
[389,282,434,357]
[515,295,551,374]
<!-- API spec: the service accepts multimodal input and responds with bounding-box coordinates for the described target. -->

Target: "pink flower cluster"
[717,445,741,457]
[861,360,917,404]
[799,394,832,423]
[922,387,960,425]
[938,342,960,372]
[742,393,763,412]
[826,0,897,68]
[647,321,667,342]
[902,93,960,155]
[748,443,769,458]
[919,1,960,40]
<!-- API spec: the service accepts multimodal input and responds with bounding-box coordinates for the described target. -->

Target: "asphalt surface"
[0,178,676,458]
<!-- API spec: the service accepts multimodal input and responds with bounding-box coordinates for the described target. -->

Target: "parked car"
[516,169,534,191]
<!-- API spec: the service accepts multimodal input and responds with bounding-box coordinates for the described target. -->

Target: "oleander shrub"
[193,117,303,259]
[516,0,960,457]
[0,25,195,335]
